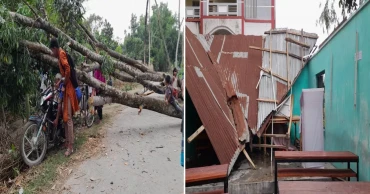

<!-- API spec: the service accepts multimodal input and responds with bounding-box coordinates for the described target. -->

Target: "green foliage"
[122,2,183,72]
[0,6,40,116]
[318,0,365,33]
[0,0,88,118]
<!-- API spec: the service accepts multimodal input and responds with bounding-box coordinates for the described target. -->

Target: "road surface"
[61,105,183,194]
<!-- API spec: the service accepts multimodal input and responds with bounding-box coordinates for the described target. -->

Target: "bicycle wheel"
[85,111,95,128]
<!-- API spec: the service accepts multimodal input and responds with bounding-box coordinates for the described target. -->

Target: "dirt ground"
[57,101,183,194]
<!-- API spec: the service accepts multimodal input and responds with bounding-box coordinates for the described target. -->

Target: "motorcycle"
[20,80,65,166]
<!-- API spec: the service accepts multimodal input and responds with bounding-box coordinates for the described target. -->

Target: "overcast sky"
[276,0,343,45]
[83,0,184,42]
[84,0,346,45]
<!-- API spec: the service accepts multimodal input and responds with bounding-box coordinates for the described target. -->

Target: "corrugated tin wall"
[256,29,318,132]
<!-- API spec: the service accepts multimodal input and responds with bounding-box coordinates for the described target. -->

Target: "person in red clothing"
[49,38,79,157]
[93,67,106,123]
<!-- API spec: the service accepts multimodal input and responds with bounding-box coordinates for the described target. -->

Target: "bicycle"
[74,84,95,128]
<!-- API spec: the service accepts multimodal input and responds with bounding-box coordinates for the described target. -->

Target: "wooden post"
[264,135,267,154]
[259,137,262,151]
[287,95,294,151]
[187,125,205,143]
[286,32,289,89]
[300,29,304,68]
[243,149,256,169]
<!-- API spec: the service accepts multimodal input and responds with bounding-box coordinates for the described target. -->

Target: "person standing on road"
[93,67,106,123]
[50,38,79,157]
[164,75,182,114]
[180,78,184,167]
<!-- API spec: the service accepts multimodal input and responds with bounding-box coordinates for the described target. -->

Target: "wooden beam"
[252,144,287,149]
[262,134,288,138]
[256,98,279,103]
[263,29,318,39]
[285,37,310,48]
[250,46,302,60]
[243,149,256,169]
[187,125,205,143]
[259,66,289,82]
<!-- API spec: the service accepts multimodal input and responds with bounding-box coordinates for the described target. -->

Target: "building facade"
[289,1,370,181]
[186,0,275,35]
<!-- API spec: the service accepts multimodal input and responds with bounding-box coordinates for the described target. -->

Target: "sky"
[84,0,347,45]
[83,0,184,42]
[276,0,342,45]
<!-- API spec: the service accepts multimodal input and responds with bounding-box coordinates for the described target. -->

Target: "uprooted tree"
[0,1,183,122]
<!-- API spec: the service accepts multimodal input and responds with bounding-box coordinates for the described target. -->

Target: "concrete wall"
[289,1,370,181]
[186,22,200,34]
[244,22,271,35]
[203,18,242,35]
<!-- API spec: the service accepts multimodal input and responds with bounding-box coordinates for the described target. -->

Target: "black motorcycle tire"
[20,121,47,167]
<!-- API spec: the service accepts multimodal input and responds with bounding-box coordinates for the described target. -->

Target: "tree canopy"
[318,0,365,33]
[123,2,183,72]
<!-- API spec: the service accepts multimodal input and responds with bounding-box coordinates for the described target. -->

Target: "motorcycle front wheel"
[20,121,47,166]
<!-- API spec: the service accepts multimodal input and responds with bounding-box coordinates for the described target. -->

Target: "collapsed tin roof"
[185,27,318,170]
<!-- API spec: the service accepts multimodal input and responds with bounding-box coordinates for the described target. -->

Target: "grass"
[20,114,111,194]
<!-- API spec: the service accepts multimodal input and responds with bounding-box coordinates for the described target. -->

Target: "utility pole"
[148,0,151,67]
[175,0,181,67]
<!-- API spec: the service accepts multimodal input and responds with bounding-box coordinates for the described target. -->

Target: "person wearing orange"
[49,38,79,157]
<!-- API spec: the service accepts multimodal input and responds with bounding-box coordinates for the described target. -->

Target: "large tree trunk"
[30,53,181,118]
[9,12,162,82]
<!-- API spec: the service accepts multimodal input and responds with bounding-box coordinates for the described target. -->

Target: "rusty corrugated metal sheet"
[207,35,263,134]
[276,81,288,102]
[186,27,242,167]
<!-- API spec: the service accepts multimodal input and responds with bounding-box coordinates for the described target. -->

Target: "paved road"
[62,106,183,194]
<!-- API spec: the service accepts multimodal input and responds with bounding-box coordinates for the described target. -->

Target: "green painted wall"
[289,1,370,181]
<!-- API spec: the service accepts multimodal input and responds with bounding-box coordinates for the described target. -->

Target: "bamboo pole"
[286,32,289,89]
[300,29,304,68]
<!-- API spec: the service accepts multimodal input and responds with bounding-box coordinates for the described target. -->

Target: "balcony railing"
[186,6,200,18]
[208,3,238,16]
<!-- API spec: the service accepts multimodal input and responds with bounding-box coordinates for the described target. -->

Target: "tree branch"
[30,53,180,118]
[77,21,153,73]
[9,11,163,82]
[22,40,165,94]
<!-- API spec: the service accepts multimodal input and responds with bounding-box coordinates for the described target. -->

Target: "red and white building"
[186,0,276,35]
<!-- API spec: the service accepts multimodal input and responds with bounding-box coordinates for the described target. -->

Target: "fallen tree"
[9,12,163,82]
[3,9,180,118]
[22,40,166,94]
[30,52,181,118]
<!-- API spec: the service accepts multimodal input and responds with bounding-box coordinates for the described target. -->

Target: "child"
[164,75,182,114]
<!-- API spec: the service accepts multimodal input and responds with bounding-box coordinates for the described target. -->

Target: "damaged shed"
[185,26,319,171]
